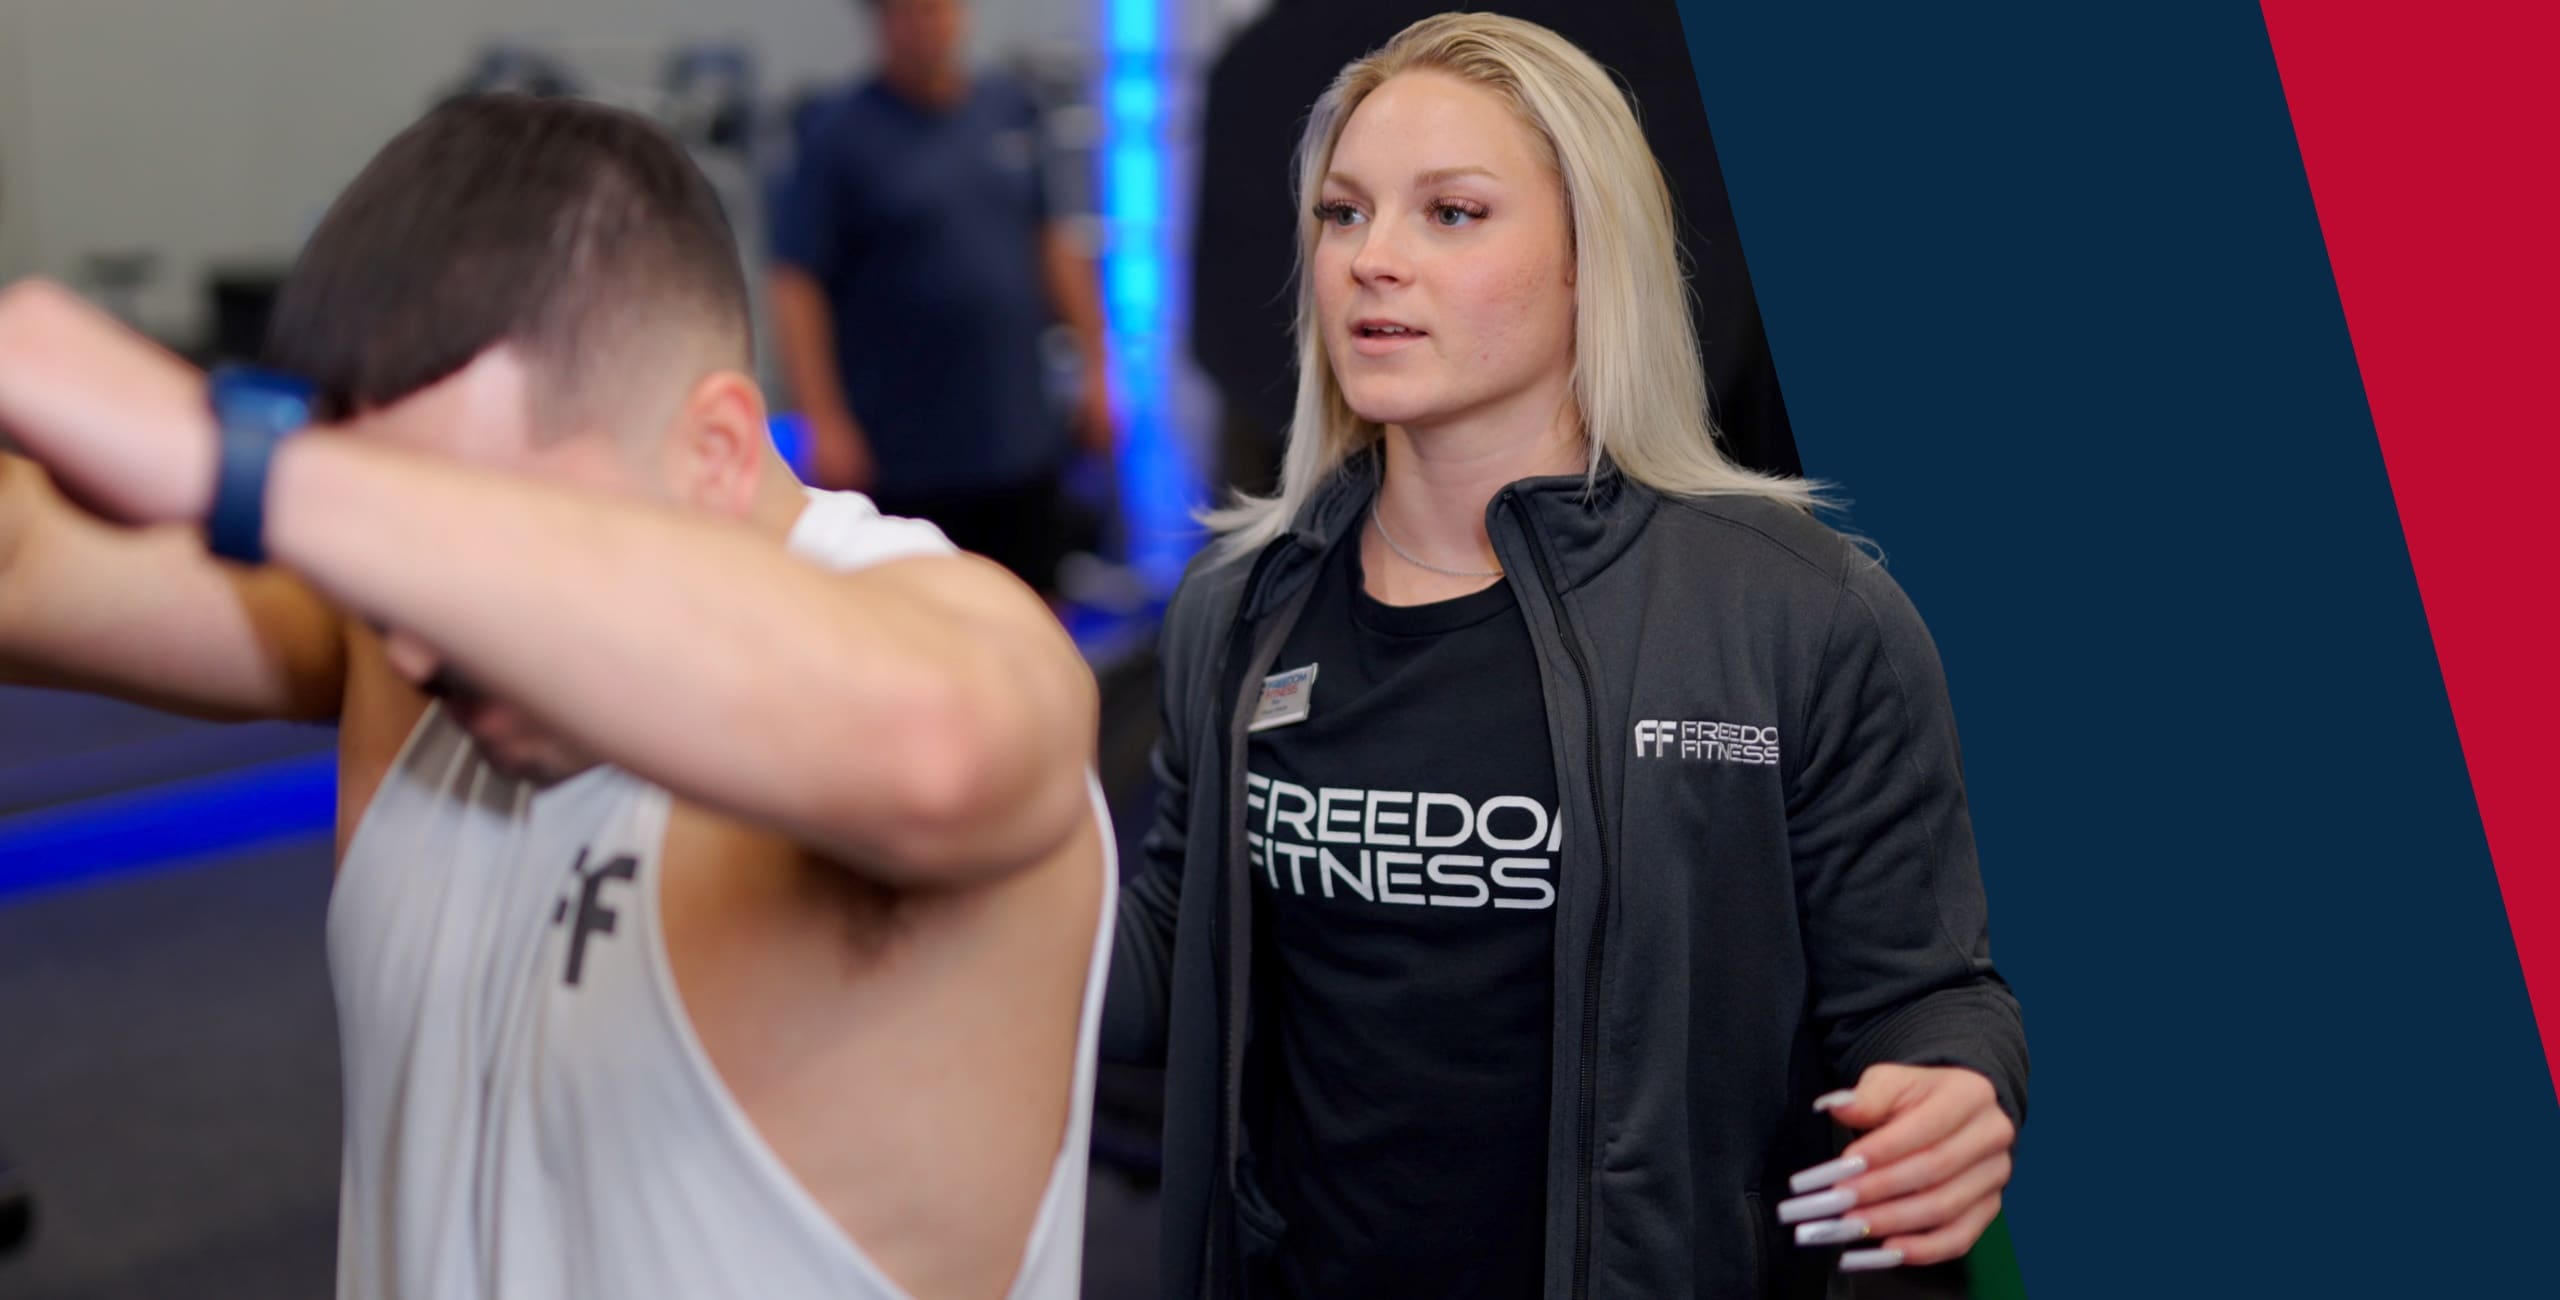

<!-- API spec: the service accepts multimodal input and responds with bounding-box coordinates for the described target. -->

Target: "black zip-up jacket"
[1105,460,2028,1300]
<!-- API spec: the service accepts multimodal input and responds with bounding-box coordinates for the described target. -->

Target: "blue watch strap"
[205,368,316,565]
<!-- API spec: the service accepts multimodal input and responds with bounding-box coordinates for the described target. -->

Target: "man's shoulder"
[790,488,963,573]
[796,80,900,143]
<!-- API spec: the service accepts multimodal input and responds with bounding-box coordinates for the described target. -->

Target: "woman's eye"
[1313,201,1366,228]
[1431,202,1486,227]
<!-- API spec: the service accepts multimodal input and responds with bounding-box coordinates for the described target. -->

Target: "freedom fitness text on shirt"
[1246,718,1778,913]
[1246,773,1562,912]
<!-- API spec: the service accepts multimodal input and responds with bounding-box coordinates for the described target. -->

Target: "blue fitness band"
[205,367,316,566]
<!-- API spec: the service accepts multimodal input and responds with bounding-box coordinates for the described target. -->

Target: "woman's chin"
[1339,388,1444,431]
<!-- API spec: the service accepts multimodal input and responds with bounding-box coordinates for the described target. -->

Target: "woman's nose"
[1349,225,1409,287]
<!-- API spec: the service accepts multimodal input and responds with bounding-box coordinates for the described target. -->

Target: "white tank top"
[327,489,1116,1300]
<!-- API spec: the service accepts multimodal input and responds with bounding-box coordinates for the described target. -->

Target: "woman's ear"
[664,370,770,517]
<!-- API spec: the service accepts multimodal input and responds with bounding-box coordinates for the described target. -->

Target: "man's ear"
[663,370,770,517]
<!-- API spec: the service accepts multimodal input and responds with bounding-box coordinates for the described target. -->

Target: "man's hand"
[1036,224,1112,458]
[1775,1064,2015,1273]
[0,280,347,721]
[0,279,216,528]
[807,409,876,493]
[1072,364,1116,457]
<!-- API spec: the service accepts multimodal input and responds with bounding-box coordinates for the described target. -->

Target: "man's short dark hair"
[264,94,750,425]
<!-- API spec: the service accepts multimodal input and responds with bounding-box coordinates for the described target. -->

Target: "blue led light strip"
[1101,0,1204,592]
[0,751,337,901]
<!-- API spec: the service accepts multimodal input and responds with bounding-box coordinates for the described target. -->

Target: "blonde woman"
[1106,14,2026,1299]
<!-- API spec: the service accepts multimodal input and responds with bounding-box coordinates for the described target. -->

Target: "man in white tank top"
[0,96,1111,1300]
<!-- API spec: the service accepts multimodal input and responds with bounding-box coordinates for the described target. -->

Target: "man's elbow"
[861,676,1097,884]
[0,278,80,365]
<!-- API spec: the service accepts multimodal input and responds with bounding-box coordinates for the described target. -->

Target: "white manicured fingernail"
[1840,1247,1904,1272]
[1794,1217,1869,1247]
[1788,1154,1867,1193]
[1777,1187,1858,1224]
[1813,1089,1858,1113]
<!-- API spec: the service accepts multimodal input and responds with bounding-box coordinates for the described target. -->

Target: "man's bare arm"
[268,432,1097,885]
[0,453,343,723]
[0,279,1092,885]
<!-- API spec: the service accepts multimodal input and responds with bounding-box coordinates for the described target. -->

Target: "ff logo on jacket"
[1633,718,1781,766]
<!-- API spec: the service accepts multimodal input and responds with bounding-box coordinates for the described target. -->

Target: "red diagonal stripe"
[2258,0,2560,1098]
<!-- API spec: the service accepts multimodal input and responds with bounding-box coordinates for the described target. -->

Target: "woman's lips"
[1349,319,1427,357]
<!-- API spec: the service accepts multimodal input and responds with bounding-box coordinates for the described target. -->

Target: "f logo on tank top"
[551,846,639,987]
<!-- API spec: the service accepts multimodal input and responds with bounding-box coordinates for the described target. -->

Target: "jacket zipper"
[1214,540,1318,1297]
[1503,492,1613,1300]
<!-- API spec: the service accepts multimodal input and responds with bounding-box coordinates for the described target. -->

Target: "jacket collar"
[1240,447,1660,619]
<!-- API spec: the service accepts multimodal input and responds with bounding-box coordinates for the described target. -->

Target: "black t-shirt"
[1244,536,1559,1300]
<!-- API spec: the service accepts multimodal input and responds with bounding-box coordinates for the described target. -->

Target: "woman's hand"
[1775,1063,2015,1272]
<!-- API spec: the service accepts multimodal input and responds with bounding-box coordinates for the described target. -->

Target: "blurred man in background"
[770,0,1111,599]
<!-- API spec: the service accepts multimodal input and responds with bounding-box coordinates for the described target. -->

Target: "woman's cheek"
[1325,251,1369,318]
[1459,251,1569,368]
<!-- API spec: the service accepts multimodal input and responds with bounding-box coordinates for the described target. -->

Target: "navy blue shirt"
[770,76,1061,495]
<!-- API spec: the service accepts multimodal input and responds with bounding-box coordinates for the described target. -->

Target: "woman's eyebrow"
[1321,164,1500,199]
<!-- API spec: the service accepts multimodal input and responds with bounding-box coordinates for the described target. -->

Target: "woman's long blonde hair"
[1205,12,1820,558]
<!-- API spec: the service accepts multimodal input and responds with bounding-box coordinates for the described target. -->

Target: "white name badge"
[1249,664,1319,732]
